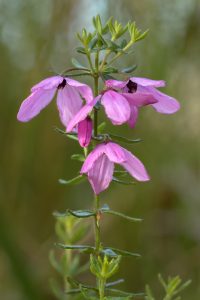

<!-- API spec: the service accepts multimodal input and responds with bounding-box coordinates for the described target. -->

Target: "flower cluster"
[17,75,180,194]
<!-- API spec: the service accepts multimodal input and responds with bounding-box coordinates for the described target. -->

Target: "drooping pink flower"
[77,116,92,147]
[17,76,93,128]
[81,142,150,194]
[66,89,134,131]
[67,76,180,132]
[106,77,180,127]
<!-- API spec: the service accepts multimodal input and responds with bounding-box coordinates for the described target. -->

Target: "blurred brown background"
[0,0,200,299]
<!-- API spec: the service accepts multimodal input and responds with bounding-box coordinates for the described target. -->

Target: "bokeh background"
[0,0,200,299]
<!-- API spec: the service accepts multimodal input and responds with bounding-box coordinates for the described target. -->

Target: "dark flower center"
[126,80,137,93]
[57,78,66,89]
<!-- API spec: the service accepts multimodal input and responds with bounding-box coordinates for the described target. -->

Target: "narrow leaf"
[112,176,135,185]
[109,133,142,144]
[121,65,137,73]
[56,243,95,252]
[58,175,85,185]
[102,209,142,222]
[71,58,86,69]
[106,279,124,288]
[71,154,85,162]
[76,47,87,55]
[103,247,141,258]
[68,209,95,218]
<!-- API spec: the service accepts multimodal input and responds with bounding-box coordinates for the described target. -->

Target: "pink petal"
[80,143,106,173]
[77,117,92,148]
[130,77,166,88]
[150,88,180,114]
[17,89,56,122]
[67,96,100,132]
[101,90,131,125]
[87,154,114,194]
[66,78,93,103]
[104,142,126,163]
[31,76,63,92]
[57,85,83,127]
[122,91,157,107]
[128,105,138,128]
[105,79,128,89]
[120,148,150,181]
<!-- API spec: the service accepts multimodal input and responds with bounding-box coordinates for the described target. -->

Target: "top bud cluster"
[17,16,180,195]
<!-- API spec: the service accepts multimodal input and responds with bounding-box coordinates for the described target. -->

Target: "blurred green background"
[0,0,200,299]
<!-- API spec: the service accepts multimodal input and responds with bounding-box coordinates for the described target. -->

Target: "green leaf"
[98,122,106,133]
[71,58,86,69]
[106,288,144,298]
[49,250,62,274]
[49,278,66,300]
[109,133,142,144]
[103,66,119,74]
[68,209,95,218]
[121,65,137,73]
[106,279,124,288]
[71,154,85,162]
[89,37,98,49]
[102,247,141,258]
[101,248,118,257]
[58,175,85,185]
[56,243,95,252]
[100,73,115,81]
[112,176,135,185]
[102,209,142,222]
[76,47,87,55]
[136,29,149,41]
[54,127,78,141]
[145,285,155,300]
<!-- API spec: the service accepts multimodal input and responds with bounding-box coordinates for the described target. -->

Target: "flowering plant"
[17,15,190,300]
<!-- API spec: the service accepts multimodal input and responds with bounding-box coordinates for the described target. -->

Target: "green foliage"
[145,275,191,300]
[49,215,89,300]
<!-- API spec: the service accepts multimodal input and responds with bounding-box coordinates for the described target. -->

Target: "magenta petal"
[57,85,83,127]
[17,89,56,122]
[122,91,157,107]
[130,77,166,88]
[101,90,130,125]
[104,142,126,163]
[105,79,128,89]
[65,78,93,103]
[120,149,150,181]
[81,143,106,173]
[78,117,92,147]
[128,105,138,128]
[31,76,63,92]
[150,88,180,114]
[87,154,114,194]
[67,96,100,132]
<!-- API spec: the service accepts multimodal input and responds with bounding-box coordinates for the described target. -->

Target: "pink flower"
[67,76,180,132]
[17,76,93,128]
[77,116,92,147]
[81,142,150,194]
[106,77,180,127]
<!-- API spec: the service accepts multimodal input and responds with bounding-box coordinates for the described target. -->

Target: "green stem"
[108,41,133,65]
[86,51,95,72]
[94,194,101,252]
[93,50,99,137]
[99,277,106,300]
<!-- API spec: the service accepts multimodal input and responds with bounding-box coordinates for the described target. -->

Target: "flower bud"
[77,116,92,148]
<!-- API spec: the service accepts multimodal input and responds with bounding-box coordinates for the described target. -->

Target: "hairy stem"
[99,277,106,300]
[94,194,101,252]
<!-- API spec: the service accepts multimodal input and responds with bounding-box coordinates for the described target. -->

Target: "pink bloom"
[106,77,180,127]
[77,116,92,147]
[17,76,93,128]
[81,142,150,194]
